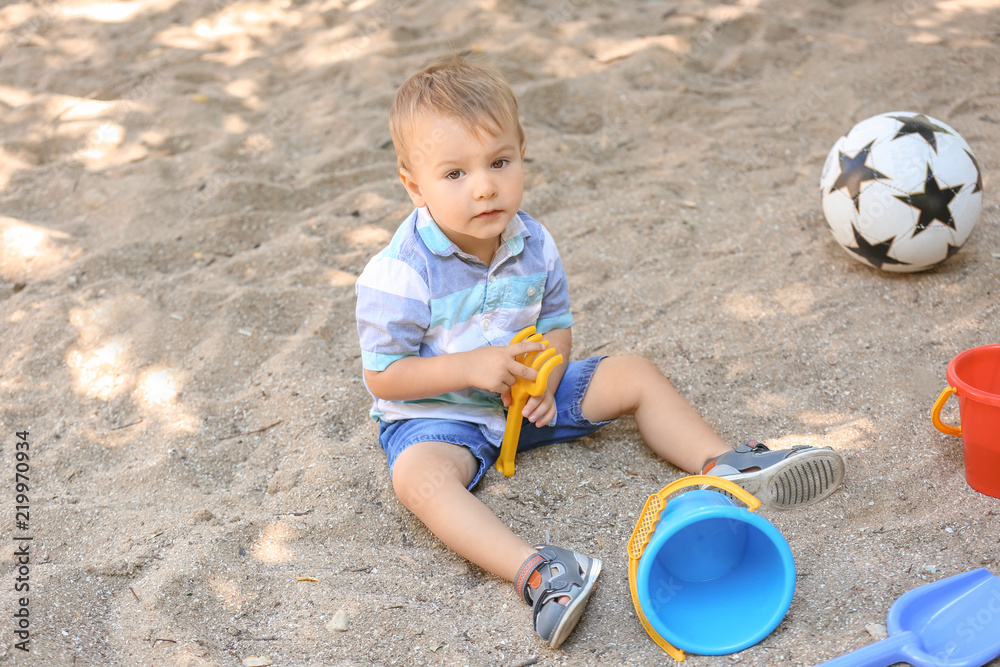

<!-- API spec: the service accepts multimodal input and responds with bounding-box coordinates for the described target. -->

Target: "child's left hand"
[521,389,556,428]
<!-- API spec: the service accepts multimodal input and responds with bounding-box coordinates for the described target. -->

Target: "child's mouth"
[475,209,502,219]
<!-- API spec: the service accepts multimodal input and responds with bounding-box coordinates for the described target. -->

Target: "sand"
[1,0,999,665]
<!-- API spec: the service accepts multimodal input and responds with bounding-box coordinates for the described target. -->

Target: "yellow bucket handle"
[931,386,962,437]
[627,475,762,661]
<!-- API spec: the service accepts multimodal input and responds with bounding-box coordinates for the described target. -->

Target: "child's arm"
[364,340,548,402]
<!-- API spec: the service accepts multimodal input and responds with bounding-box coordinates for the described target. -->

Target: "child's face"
[398,113,526,261]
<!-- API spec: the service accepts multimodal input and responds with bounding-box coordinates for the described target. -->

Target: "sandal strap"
[515,552,545,605]
[532,545,587,600]
[518,545,590,608]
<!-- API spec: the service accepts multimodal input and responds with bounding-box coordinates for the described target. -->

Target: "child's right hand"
[466,341,548,402]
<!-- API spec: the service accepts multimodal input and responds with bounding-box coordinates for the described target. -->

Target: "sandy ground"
[2,0,1000,665]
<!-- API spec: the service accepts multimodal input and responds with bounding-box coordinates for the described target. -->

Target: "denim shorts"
[378,356,610,490]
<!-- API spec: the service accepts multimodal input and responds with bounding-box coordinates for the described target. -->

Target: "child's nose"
[474,172,497,199]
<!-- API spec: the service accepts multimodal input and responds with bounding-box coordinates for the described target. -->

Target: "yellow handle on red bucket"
[931,386,962,437]
[627,475,761,661]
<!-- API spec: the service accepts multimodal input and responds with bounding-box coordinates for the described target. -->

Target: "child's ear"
[520,139,527,162]
[398,166,426,208]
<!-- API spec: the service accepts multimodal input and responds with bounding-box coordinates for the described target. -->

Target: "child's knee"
[583,355,672,421]
[391,443,474,509]
[594,355,662,388]
[583,355,660,419]
[392,467,438,510]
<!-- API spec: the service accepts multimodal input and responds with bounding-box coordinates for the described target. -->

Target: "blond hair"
[389,56,524,170]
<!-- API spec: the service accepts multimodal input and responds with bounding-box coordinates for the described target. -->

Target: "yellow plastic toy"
[495,326,564,477]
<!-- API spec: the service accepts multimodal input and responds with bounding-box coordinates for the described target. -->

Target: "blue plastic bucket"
[631,479,795,657]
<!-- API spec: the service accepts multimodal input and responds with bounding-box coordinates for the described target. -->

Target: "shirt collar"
[415,207,529,260]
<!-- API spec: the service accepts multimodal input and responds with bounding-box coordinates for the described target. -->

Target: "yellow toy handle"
[628,475,760,561]
[627,475,762,661]
[496,326,563,477]
[931,386,962,436]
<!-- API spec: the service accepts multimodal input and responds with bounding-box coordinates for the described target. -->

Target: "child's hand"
[467,341,547,398]
[522,389,556,428]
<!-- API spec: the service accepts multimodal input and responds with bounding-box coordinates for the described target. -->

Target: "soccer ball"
[820,111,983,272]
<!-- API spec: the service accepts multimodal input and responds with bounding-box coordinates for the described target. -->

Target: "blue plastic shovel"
[817,569,1000,667]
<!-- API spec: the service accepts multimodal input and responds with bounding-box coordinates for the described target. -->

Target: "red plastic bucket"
[931,344,1000,498]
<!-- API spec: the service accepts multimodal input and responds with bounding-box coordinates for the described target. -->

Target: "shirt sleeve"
[535,226,574,334]
[355,251,431,372]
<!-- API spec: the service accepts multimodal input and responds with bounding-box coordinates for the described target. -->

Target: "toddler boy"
[355,56,844,648]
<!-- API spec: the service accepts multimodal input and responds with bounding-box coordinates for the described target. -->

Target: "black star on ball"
[965,149,983,193]
[846,223,910,269]
[889,114,953,153]
[829,141,890,210]
[894,165,963,235]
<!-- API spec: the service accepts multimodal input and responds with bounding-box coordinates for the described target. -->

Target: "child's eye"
[491,159,509,169]
[446,170,463,180]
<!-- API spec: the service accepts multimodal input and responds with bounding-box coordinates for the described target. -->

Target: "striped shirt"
[355,206,573,434]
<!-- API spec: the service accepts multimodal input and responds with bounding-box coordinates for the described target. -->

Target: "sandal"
[703,441,845,510]
[514,545,602,648]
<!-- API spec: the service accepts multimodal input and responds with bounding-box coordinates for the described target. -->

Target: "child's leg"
[578,355,730,473]
[391,439,602,648]
[578,356,845,508]
[391,440,536,581]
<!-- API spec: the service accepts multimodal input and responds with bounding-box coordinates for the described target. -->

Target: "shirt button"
[527,286,536,296]
[482,319,491,331]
